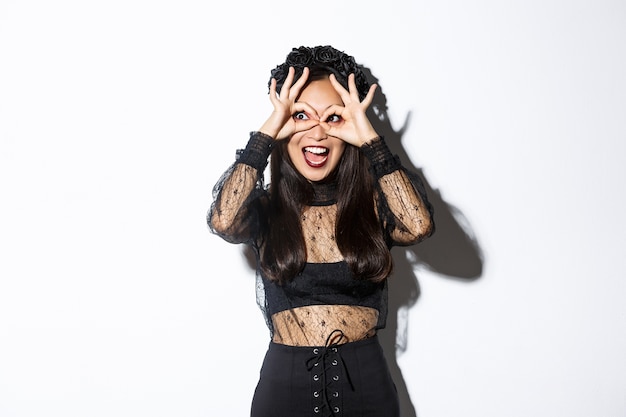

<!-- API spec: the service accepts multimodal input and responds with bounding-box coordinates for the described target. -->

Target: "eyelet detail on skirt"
[305,330,350,417]
[253,335,400,417]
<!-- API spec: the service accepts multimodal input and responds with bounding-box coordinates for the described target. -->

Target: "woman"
[208,45,434,417]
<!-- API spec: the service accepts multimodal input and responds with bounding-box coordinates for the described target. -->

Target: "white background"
[1,1,625,416]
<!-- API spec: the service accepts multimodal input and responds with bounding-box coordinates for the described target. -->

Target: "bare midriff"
[271,305,379,346]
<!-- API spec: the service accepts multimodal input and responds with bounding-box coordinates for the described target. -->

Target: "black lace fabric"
[208,133,433,346]
[208,132,273,245]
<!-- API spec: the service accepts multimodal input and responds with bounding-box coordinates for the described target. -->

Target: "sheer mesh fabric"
[208,133,433,347]
[209,163,265,244]
[301,204,342,263]
[378,170,433,244]
[271,305,378,346]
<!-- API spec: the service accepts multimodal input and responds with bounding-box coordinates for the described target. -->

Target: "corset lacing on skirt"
[305,329,353,416]
[250,328,400,417]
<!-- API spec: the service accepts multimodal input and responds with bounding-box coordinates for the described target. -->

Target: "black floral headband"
[269,45,371,101]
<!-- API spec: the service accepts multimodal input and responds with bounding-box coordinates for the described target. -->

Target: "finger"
[289,67,310,98]
[268,78,279,103]
[292,101,320,120]
[319,121,339,139]
[280,67,296,99]
[361,84,378,108]
[320,104,345,123]
[293,119,320,134]
[328,73,351,102]
[347,74,361,100]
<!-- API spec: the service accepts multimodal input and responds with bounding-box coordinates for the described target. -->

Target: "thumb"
[320,121,339,139]
[294,120,320,134]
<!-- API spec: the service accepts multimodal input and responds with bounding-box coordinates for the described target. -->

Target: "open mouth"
[303,146,329,167]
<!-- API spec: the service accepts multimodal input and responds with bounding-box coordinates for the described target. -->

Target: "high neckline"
[310,180,338,206]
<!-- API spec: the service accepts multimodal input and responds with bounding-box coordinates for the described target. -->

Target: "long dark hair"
[259,129,393,285]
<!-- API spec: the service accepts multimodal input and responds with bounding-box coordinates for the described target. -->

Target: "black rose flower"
[339,54,356,71]
[285,47,313,67]
[269,65,287,83]
[314,45,340,64]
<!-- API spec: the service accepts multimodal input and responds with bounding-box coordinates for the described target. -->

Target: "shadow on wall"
[362,67,485,417]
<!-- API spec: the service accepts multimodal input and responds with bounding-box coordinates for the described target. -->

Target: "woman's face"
[287,77,346,182]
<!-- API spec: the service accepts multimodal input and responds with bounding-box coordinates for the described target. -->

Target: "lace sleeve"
[207,132,274,245]
[361,137,434,246]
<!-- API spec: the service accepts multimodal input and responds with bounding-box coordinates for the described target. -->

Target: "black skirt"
[250,334,399,417]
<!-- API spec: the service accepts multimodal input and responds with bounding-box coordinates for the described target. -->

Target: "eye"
[293,111,309,121]
[325,114,342,123]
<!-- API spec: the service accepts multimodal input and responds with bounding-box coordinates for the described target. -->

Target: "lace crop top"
[208,132,433,346]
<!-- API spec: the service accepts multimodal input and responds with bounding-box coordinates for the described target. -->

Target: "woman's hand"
[320,73,379,147]
[258,67,319,140]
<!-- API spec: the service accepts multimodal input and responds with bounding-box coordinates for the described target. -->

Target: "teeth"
[304,147,328,154]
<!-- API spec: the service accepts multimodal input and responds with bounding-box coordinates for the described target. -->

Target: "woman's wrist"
[353,117,378,146]
[259,111,290,139]
[257,123,278,139]
[357,131,381,147]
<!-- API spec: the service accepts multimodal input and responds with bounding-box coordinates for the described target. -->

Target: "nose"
[308,123,327,141]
